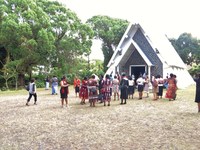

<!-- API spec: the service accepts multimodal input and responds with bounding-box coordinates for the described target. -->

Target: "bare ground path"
[0,86,200,150]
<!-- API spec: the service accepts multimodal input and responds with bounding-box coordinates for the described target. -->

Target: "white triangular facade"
[106,23,194,89]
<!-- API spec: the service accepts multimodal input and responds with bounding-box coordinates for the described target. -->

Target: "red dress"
[79,80,88,99]
[165,78,177,99]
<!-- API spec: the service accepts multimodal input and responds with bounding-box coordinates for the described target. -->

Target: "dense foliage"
[0,0,94,89]
[170,33,200,66]
[87,16,129,70]
[0,0,199,90]
[170,33,200,76]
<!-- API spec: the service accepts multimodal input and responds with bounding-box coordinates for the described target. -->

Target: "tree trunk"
[18,73,25,87]
[5,79,9,89]
[15,76,18,90]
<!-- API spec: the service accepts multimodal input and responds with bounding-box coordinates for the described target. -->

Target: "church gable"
[126,49,146,66]
[106,23,194,88]
[132,28,163,76]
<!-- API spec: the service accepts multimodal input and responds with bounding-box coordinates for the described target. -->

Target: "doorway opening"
[130,65,146,80]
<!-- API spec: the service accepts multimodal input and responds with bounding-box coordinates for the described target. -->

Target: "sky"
[56,0,200,60]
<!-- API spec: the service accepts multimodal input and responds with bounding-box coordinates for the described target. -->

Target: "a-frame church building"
[106,23,194,88]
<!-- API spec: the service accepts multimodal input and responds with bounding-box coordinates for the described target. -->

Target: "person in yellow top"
[73,76,81,97]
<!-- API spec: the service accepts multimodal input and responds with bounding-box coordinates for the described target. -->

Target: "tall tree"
[38,0,94,74]
[0,0,93,88]
[87,15,129,70]
[0,0,55,85]
[170,33,200,66]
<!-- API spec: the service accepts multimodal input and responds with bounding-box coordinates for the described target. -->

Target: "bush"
[189,65,200,76]
[36,81,45,88]
[1,87,8,91]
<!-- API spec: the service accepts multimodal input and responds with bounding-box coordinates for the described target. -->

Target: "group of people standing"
[45,76,59,95]
[136,73,178,101]
[25,72,200,113]
[43,73,178,107]
[79,74,113,107]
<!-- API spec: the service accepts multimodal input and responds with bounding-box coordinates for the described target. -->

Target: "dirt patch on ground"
[0,86,199,150]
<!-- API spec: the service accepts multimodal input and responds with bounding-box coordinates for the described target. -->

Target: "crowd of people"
[25,72,200,112]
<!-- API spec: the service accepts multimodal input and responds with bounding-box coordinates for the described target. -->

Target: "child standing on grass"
[26,78,37,106]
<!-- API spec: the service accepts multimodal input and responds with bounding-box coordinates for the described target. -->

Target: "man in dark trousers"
[26,78,37,106]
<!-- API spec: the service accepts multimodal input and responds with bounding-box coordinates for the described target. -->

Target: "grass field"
[0,85,199,150]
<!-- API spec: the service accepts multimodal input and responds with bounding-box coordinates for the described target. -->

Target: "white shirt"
[29,82,36,94]
[128,80,135,86]
[137,77,145,85]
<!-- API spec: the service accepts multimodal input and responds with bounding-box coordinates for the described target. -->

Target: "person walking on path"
[60,76,69,108]
[194,73,200,112]
[26,78,37,106]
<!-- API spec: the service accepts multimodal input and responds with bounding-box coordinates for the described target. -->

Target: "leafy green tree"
[0,0,55,86]
[0,57,21,90]
[0,0,93,88]
[170,33,200,66]
[188,65,200,76]
[39,0,94,74]
[0,47,7,70]
[87,15,129,70]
